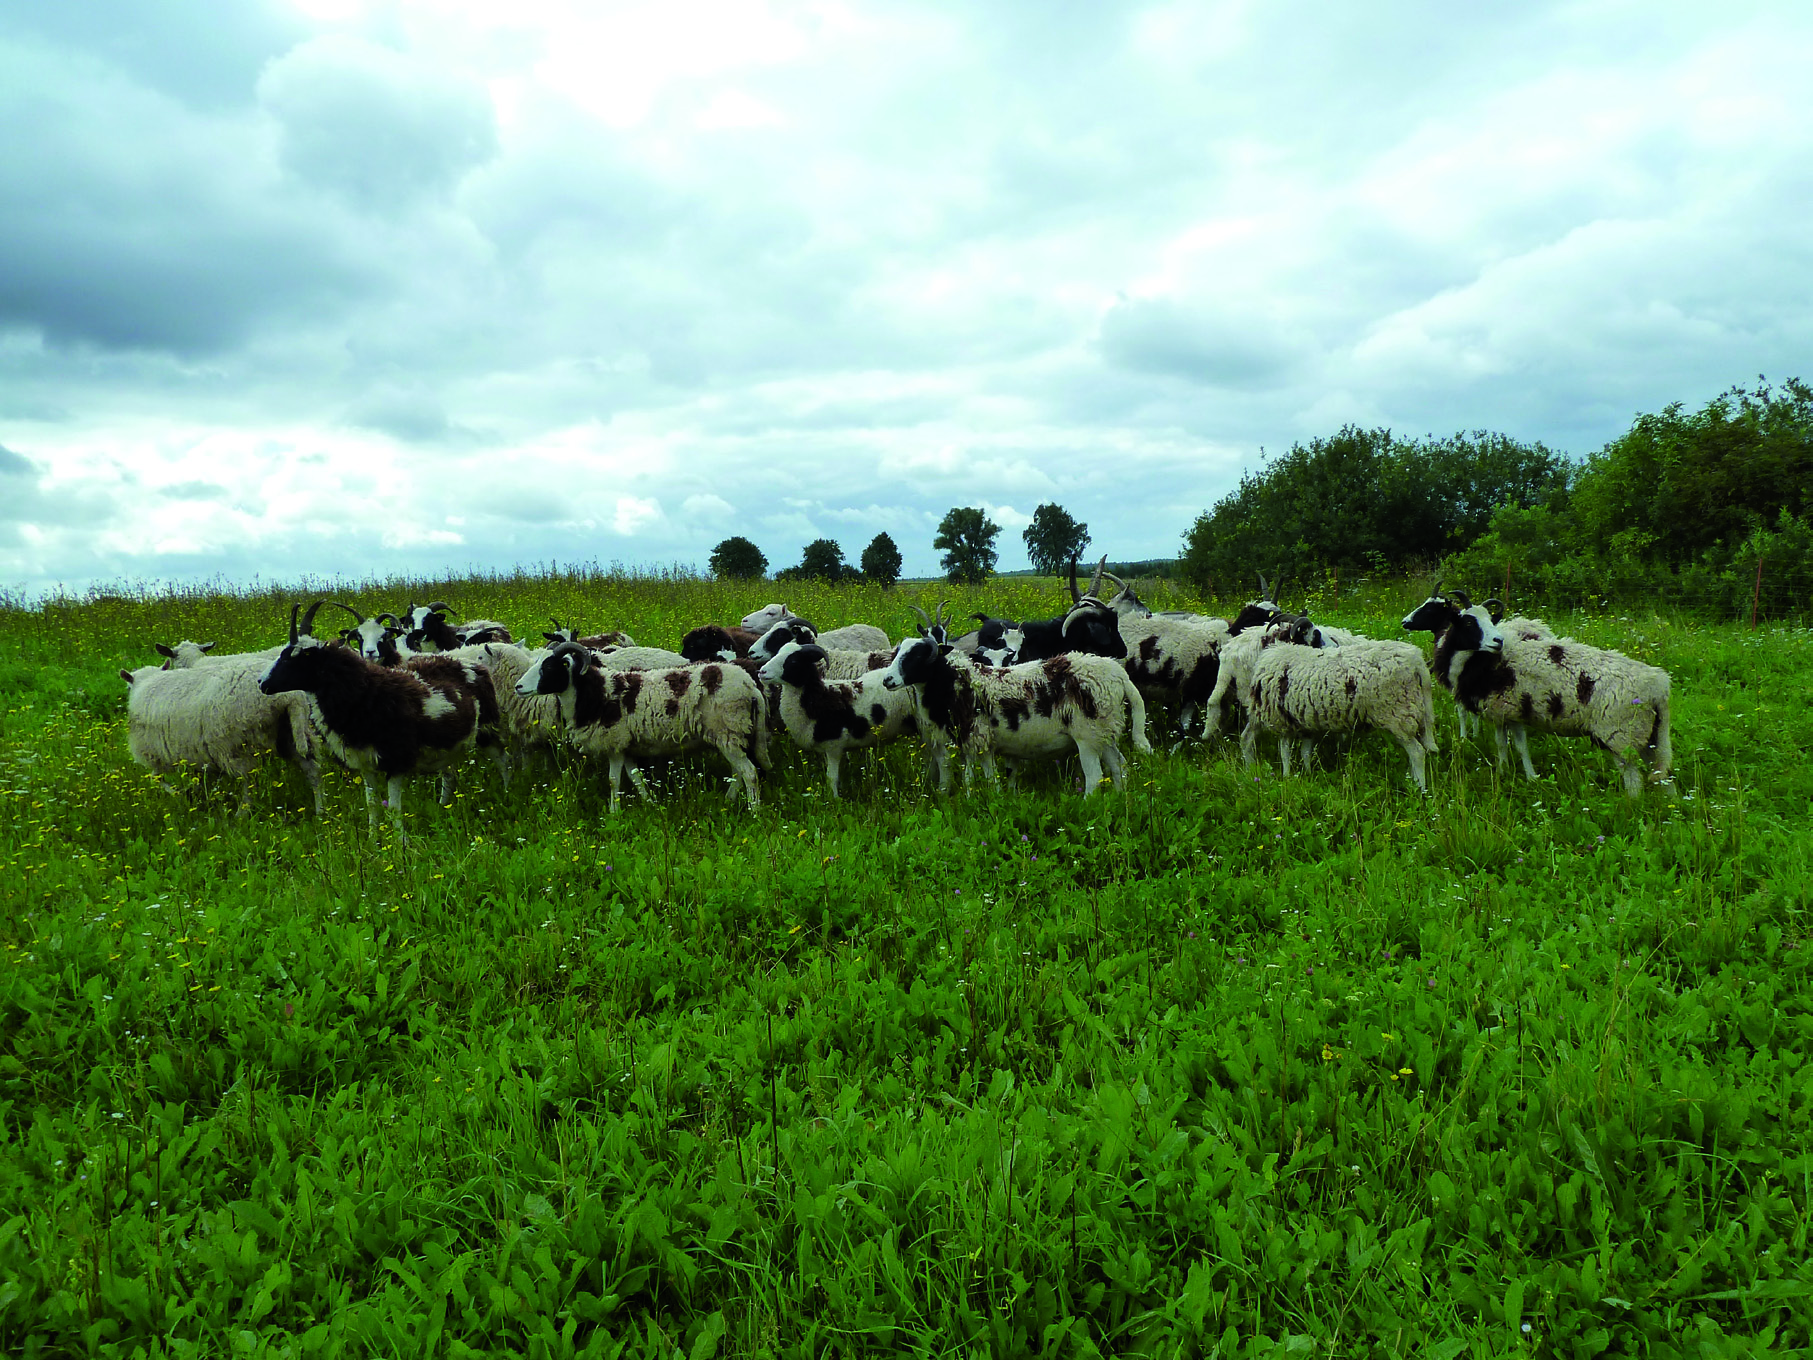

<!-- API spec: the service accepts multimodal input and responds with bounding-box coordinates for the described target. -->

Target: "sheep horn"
[298,600,326,637]
[909,604,933,632]
[287,603,301,645]
[425,601,454,616]
[550,616,565,632]
[1087,554,1107,598]
[324,601,366,624]
[1450,590,1473,610]
[1102,569,1126,589]
[375,612,401,627]
[547,641,589,665]
[1061,599,1101,636]
[1067,555,1081,604]
[935,598,950,628]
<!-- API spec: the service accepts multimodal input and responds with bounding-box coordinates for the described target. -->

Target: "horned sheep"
[258,602,502,839]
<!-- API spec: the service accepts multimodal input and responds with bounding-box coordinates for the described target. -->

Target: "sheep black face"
[517,643,587,698]
[1444,605,1504,656]
[751,621,816,662]
[759,642,827,688]
[880,637,950,690]
[1402,585,1474,636]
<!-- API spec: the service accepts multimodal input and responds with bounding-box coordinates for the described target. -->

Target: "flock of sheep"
[117,562,1675,838]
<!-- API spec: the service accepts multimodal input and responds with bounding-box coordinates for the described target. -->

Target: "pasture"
[1,571,1809,1358]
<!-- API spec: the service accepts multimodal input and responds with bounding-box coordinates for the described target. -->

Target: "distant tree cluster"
[707,532,903,587]
[1179,427,1568,594]
[934,507,1001,584]
[1022,503,1090,577]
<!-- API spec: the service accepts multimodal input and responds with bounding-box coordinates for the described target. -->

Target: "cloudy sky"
[2,0,1808,596]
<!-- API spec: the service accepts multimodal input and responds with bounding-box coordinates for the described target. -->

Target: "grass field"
[2,571,1809,1357]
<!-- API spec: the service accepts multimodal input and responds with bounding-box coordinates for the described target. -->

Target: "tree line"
[706,501,1093,587]
[704,377,1810,616]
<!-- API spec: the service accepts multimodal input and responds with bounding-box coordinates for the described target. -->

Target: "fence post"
[1751,556,1763,630]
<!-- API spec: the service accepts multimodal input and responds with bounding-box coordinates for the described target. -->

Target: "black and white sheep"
[1239,638,1440,792]
[747,620,894,680]
[1402,587,1558,743]
[258,602,501,838]
[543,618,635,649]
[880,638,1151,795]
[1422,603,1672,798]
[120,655,324,813]
[757,642,938,795]
[517,643,764,811]
[400,602,513,652]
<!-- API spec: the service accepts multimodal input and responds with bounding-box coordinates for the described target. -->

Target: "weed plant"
[1,574,1808,1357]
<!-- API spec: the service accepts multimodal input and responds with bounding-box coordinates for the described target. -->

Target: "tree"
[860,532,903,587]
[798,538,848,581]
[1022,503,1090,577]
[708,536,767,580]
[933,507,1001,584]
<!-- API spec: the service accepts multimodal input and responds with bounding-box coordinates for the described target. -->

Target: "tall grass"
[1,571,1808,1357]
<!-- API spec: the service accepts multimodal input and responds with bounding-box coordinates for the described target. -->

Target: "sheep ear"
[938,643,953,656]
[199,641,215,653]
[154,643,175,658]
[120,669,134,684]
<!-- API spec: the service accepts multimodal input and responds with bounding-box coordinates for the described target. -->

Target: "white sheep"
[1240,639,1439,792]
[880,639,1151,795]
[517,644,764,811]
[153,640,286,669]
[593,645,691,671]
[121,656,324,814]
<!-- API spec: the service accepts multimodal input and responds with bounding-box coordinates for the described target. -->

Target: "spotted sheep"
[747,619,895,681]
[1401,588,1555,739]
[516,642,765,812]
[1406,592,1671,798]
[880,637,1151,795]
[757,641,941,795]
[258,601,503,839]
[1201,617,1310,735]
[120,652,325,814]
[1240,633,1440,792]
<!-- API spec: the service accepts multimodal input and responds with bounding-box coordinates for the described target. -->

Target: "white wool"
[1241,639,1438,792]
[122,656,323,812]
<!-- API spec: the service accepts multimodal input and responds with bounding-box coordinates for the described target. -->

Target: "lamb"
[1240,639,1440,792]
[259,601,501,839]
[517,643,764,811]
[757,642,940,795]
[1428,603,1672,798]
[120,656,324,814]
[879,638,1151,795]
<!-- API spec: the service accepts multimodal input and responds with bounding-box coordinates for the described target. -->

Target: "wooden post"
[1750,556,1763,630]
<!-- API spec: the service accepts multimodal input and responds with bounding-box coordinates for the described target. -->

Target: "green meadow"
[1,572,1808,1357]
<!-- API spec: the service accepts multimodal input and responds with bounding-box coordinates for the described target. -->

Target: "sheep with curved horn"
[260,599,501,840]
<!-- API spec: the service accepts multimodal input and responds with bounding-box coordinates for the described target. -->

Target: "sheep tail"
[1648,692,1672,780]
[1122,671,1153,754]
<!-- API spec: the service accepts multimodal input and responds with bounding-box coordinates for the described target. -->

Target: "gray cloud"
[260,36,500,213]
[0,442,31,476]
[1098,298,1305,387]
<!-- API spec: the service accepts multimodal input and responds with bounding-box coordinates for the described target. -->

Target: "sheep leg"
[1239,716,1261,767]
[1295,738,1317,771]
[1397,733,1429,794]
[605,756,627,813]
[1490,721,1511,771]
[1176,701,1197,738]
[1508,724,1537,781]
[438,769,457,806]
[623,760,656,806]
[386,774,408,842]
[1102,743,1126,789]
[824,747,845,798]
[1076,743,1107,796]
[723,745,761,809]
[362,774,384,838]
[1278,734,1295,778]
